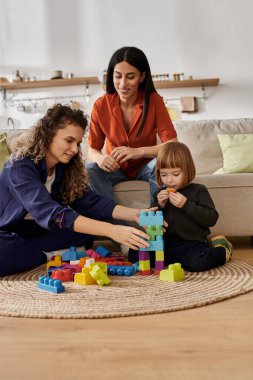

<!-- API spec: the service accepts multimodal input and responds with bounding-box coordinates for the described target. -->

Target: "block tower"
[138,210,165,275]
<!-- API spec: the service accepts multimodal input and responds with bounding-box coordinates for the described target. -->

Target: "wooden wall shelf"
[0,76,100,91]
[153,78,219,89]
[102,78,219,91]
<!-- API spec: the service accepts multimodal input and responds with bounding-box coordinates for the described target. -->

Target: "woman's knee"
[0,231,47,276]
[86,162,101,176]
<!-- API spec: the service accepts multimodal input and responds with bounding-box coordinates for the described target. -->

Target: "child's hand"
[169,192,187,208]
[157,190,170,208]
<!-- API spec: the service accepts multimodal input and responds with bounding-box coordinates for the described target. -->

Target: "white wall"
[1,0,253,128]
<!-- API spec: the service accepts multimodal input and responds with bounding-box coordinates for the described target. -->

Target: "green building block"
[159,263,184,282]
[147,225,163,241]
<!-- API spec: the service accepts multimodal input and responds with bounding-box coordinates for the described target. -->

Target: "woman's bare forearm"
[73,215,112,237]
[139,138,178,158]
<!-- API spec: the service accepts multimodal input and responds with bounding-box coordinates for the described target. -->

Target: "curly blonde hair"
[10,104,89,205]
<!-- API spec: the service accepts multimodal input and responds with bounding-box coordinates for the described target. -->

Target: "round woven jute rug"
[0,259,253,319]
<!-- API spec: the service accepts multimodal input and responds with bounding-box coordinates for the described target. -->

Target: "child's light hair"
[156,142,196,187]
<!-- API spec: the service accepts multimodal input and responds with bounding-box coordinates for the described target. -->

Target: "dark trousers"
[128,240,226,272]
[0,220,94,277]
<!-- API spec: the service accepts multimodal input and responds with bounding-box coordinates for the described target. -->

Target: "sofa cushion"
[174,119,253,174]
[214,134,253,174]
[195,173,253,188]
[113,180,150,208]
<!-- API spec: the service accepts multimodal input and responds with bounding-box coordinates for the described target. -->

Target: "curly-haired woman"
[0,104,150,276]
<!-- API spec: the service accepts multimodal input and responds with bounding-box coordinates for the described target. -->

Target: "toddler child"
[129,141,232,272]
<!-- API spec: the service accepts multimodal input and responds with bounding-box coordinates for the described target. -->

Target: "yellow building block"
[74,267,96,285]
[155,250,164,261]
[159,263,184,282]
[139,260,151,271]
[90,265,111,286]
[89,262,107,274]
[46,255,62,270]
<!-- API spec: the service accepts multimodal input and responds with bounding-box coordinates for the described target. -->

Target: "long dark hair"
[106,46,156,137]
[10,104,89,205]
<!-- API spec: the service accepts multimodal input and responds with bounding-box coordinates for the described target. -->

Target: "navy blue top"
[0,157,116,231]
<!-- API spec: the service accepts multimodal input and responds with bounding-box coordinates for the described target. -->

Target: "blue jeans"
[86,158,158,202]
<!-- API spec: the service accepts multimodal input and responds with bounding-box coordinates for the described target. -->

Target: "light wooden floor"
[1,237,253,380]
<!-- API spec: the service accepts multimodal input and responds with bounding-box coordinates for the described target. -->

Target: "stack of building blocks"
[138,210,165,275]
[159,263,184,282]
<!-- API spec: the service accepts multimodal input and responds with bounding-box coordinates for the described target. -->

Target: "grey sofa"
[3,118,253,237]
[113,119,253,237]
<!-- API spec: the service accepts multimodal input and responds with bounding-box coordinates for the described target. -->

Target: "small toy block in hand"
[139,210,164,226]
[38,276,65,293]
[159,263,184,282]
[166,188,176,193]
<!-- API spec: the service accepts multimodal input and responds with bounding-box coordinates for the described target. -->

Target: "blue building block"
[47,265,64,277]
[132,262,139,273]
[95,245,112,257]
[139,211,163,227]
[62,246,87,261]
[108,265,134,276]
[141,236,164,251]
[76,251,87,259]
[38,276,65,293]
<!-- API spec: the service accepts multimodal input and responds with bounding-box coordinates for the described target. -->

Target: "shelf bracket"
[0,87,6,101]
[201,85,206,99]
